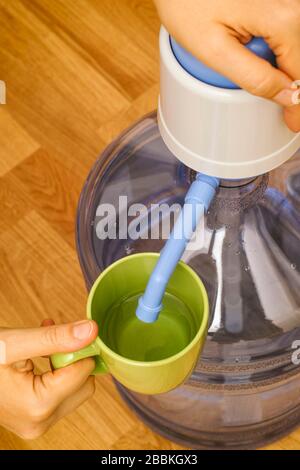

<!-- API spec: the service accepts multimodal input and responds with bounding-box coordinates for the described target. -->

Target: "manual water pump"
[76,27,300,449]
[136,29,300,325]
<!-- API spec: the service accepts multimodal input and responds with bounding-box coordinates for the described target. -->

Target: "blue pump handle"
[170,36,277,89]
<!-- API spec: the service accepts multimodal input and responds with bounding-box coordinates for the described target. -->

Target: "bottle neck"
[213,174,269,211]
[219,177,258,188]
[205,174,269,229]
[188,169,269,212]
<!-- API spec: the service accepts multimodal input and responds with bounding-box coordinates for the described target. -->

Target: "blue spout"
[136,173,220,323]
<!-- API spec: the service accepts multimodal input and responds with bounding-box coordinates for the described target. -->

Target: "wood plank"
[98,84,159,145]
[9,148,86,249]
[0,108,39,176]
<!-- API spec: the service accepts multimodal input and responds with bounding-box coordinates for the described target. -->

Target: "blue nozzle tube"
[136,173,220,323]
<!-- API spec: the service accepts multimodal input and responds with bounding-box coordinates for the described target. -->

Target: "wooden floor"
[0,0,299,450]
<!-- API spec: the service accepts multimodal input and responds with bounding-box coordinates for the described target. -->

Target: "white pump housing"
[158,27,300,179]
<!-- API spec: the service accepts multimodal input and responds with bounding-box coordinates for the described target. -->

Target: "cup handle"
[50,340,108,375]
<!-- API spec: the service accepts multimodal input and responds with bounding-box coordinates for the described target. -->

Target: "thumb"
[0,320,98,365]
[196,28,295,105]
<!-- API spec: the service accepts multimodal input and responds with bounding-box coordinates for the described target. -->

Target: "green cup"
[51,253,209,395]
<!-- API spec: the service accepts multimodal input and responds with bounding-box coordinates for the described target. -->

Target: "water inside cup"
[100,292,198,362]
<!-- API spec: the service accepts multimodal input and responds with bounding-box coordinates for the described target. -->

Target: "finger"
[26,377,96,438]
[190,26,299,132]
[194,27,294,102]
[12,359,34,372]
[52,376,95,422]
[34,357,95,405]
[40,319,56,360]
[284,104,300,133]
[277,38,300,132]
[0,320,98,364]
